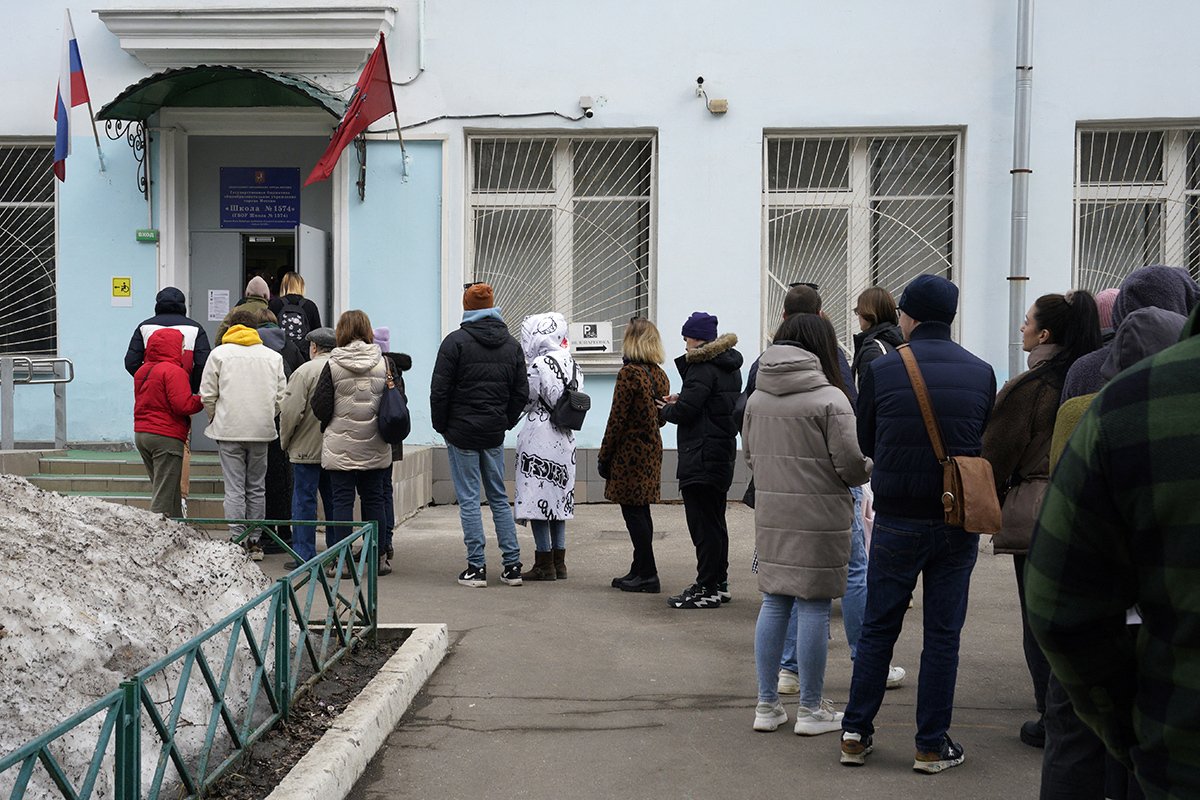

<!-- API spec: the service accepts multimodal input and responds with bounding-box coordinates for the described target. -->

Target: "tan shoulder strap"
[897,345,949,464]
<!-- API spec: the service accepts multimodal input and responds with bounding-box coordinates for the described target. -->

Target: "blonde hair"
[335,309,374,347]
[280,271,305,296]
[622,318,665,364]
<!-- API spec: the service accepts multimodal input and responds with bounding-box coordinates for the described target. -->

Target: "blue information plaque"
[220,167,301,229]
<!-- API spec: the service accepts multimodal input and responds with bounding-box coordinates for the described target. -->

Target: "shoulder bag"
[377,369,411,444]
[897,345,1002,534]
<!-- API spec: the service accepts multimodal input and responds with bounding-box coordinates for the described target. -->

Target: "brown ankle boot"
[553,548,567,579]
[520,550,556,581]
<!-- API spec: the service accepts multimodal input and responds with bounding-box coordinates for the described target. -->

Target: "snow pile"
[0,476,272,800]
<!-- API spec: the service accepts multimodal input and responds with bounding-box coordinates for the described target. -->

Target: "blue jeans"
[842,513,979,751]
[290,462,332,562]
[530,519,565,552]
[447,444,521,568]
[781,486,867,672]
[756,593,832,710]
[328,467,391,550]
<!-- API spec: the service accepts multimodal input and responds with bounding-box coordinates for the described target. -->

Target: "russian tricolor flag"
[53,10,90,182]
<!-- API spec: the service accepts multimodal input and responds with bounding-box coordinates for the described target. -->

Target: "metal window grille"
[1073,126,1200,293]
[0,143,56,355]
[763,132,960,345]
[467,134,654,348]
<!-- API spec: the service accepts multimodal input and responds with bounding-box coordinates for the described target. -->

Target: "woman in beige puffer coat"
[311,310,393,574]
[742,314,871,735]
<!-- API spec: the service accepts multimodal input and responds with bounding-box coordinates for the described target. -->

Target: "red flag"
[305,34,397,186]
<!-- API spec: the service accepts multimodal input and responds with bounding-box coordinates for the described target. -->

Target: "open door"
[189,231,242,452]
[296,223,331,328]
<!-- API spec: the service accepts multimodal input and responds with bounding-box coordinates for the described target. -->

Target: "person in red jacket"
[134,328,204,517]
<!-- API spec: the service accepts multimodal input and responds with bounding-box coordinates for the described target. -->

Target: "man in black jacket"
[658,311,743,610]
[430,283,529,588]
[124,286,211,393]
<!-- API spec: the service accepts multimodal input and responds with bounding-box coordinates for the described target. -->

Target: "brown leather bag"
[897,346,1002,534]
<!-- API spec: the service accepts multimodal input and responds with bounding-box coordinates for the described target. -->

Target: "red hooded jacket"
[134,328,204,441]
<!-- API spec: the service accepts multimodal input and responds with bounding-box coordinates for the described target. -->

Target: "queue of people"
[124,264,1200,796]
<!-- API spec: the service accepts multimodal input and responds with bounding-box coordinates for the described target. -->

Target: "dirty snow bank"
[0,476,271,799]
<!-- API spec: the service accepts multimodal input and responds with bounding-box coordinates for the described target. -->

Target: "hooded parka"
[743,343,872,599]
[311,339,391,472]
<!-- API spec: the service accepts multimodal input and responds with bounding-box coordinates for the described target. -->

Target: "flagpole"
[85,97,105,173]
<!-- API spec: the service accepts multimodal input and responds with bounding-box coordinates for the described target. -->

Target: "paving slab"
[334,502,1041,800]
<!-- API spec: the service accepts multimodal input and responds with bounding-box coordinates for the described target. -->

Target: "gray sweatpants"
[217,440,268,542]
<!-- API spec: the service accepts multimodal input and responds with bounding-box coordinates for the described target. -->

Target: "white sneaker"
[886,665,907,689]
[753,701,788,732]
[777,669,800,695]
[794,699,845,736]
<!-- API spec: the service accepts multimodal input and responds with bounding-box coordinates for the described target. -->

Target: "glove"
[597,460,610,480]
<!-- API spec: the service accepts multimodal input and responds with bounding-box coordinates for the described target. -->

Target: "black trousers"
[680,484,729,588]
[621,504,657,577]
[1014,554,1052,714]
[1041,673,1144,800]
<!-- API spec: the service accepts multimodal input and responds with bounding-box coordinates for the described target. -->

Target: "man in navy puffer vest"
[839,275,996,774]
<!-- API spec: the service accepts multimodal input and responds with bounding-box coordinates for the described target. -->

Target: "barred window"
[0,144,56,355]
[1074,127,1200,293]
[763,132,960,344]
[467,134,654,354]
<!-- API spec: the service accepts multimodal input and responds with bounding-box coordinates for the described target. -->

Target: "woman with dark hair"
[982,289,1102,748]
[850,286,905,388]
[311,309,393,575]
[742,313,871,735]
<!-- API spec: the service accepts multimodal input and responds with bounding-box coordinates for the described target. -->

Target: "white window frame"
[761,128,963,346]
[465,130,657,369]
[0,139,57,355]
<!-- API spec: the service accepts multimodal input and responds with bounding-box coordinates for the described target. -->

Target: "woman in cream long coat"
[742,313,871,736]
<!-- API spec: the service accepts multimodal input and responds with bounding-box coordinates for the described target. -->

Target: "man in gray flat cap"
[278,327,337,564]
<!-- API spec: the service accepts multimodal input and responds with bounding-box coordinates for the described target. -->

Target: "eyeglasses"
[463,281,483,290]
[788,281,820,291]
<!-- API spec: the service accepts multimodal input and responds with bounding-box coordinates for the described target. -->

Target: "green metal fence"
[0,519,378,800]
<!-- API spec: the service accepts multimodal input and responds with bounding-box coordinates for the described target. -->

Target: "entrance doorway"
[244,233,295,297]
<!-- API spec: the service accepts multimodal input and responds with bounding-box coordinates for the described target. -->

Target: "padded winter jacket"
[278,352,331,464]
[124,287,211,393]
[133,328,203,441]
[199,325,286,442]
[429,310,529,450]
[856,321,995,520]
[311,340,391,472]
[661,333,744,491]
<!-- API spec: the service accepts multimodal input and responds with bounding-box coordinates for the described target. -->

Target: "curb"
[265,623,449,800]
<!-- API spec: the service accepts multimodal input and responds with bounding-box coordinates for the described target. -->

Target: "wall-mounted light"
[695,76,728,115]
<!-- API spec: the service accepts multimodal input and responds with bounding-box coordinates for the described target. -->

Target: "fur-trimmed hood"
[684,332,741,367]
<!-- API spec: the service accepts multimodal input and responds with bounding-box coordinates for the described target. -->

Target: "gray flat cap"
[305,327,336,349]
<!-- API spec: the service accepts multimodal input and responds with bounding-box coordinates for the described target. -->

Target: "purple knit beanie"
[681,312,719,342]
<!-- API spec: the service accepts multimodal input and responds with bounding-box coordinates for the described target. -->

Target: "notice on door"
[219,167,301,229]
[207,289,230,322]
[111,276,132,307]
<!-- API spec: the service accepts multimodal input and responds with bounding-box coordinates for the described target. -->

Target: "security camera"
[696,76,705,86]
[579,96,594,119]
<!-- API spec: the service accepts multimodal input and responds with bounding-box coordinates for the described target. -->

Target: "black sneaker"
[500,563,524,586]
[1020,717,1045,748]
[457,564,487,587]
[717,582,731,604]
[668,583,721,609]
[913,734,965,774]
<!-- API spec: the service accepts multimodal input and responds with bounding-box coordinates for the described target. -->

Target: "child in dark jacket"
[134,328,204,517]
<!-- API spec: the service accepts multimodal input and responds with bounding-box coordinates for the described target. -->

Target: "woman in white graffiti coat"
[515,311,582,582]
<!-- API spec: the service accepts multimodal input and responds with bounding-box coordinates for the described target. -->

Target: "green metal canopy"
[97,65,346,121]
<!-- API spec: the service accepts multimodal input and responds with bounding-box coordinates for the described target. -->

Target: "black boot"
[553,548,567,580]
[520,551,556,581]
[616,574,660,593]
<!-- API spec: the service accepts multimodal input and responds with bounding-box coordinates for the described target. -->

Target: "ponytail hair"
[773,313,850,400]
[1032,290,1102,377]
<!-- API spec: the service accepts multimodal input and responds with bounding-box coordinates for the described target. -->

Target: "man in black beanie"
[839,274,996,774]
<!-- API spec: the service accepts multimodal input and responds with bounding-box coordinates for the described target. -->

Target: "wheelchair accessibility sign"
[112,276,132,307]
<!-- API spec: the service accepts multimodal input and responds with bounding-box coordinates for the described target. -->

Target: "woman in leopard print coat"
[599,318,670,593]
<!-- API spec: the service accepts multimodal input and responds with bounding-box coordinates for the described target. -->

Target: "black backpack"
[543,359,590,431]
[278,298,310,352]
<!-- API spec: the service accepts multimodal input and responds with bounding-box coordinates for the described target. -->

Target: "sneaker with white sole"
[500,563,524,586]
[777,668,800,695]
[840,731,873,766]
[246,542,264,562]
[753,701,788,732]
[886,665,907,689]
[667,583,721,609]
[794,699,844,736]
[717,582,731,604]
[913,734,965,773]
[457,564,487,587]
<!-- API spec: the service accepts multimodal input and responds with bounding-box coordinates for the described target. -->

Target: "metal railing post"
[53,375,67,450]
[274,578,291,719]
[367,521,378,644]
[114,679,141,800]
[1,358,13,450]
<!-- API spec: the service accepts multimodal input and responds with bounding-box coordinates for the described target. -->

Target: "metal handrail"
[0,356,75,449]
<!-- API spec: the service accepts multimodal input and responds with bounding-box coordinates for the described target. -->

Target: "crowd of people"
[122,264,1200,797]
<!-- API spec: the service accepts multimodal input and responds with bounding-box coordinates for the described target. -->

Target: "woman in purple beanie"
[658,311,743,609]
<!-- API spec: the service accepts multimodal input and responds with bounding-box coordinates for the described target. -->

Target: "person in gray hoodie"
[1061,265,1199,401]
